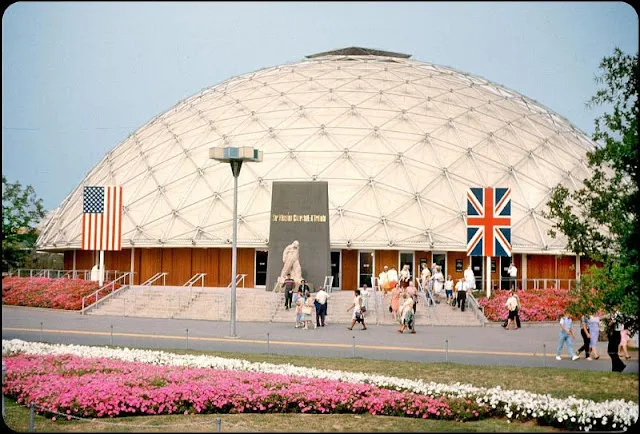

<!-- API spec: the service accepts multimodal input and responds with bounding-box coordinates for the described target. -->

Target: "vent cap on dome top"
[306,47,411,59]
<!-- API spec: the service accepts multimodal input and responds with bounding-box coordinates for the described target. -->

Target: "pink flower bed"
[1,277,104,310]
[2,353,488,421]
[477,288,576,322]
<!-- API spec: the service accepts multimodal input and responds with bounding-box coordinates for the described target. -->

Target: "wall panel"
[414,251,431,278]
[140,249,163,285]
[237,248,255,288]
[218,249,232,287]
[446,251,467,281]
[171,248,193,286]
[374,250,398,276]
[341,249,358,291]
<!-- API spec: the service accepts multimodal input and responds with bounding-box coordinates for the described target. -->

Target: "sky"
[2,1,638,212]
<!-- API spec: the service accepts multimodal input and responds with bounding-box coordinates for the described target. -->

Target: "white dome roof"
[37,48,595,254]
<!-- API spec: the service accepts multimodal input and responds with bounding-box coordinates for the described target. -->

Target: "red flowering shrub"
[1,277,109,310]
[477,288,577,322]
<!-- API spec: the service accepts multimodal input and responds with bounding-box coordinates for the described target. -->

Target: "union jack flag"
[466,187,511,257]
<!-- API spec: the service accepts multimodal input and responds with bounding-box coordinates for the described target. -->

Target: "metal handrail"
[8,269,87,279]
[466,291,489,326]
[417,280,436,307]
[227,274,247,289]
[141,272,167,286]
[183,273,206,288]
[81,272,133,314]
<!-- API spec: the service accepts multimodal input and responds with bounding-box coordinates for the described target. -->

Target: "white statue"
[279,240,302,283]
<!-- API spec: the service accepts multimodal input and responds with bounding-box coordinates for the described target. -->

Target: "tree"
[1,176,46,272]
[545,48,638,334]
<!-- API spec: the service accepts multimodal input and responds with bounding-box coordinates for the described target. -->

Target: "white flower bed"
[2,339,637,431]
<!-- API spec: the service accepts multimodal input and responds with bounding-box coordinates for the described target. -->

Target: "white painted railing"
[81,272,134,314]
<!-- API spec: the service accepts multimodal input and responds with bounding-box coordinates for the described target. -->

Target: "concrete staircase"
[87,286,484,326]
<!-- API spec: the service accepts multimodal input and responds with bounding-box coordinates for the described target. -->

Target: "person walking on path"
[397,293,416,334]
[464,263,476,291]
[587,314,601,360]
[406,280,418,314]
[346,289,367,330]
[556,312,580,361]
[504,290,519,330]
[619,325,631,360]
[444,275,454,306]
[577,313,591,359]
[283,274,295,310]
[314,286,329,327]
[605,311,626,372]
[294,289,304,328]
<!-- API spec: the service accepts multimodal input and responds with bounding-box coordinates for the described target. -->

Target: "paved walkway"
[2,305,637,374]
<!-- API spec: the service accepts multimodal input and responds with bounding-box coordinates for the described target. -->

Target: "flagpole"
[99,250,105,286]
[485,256,491,299]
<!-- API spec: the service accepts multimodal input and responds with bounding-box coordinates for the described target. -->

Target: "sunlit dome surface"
[37,47,595,254]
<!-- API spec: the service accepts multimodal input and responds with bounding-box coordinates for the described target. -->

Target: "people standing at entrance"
[360,284,370,312]
[420,263,431,293]
[283,274,295,310]
[388,266,399,291]
[398,264,411,289]
[390,284,401,321]
[555,312,579,361]
[346,289,367,330]
[432,266,444,303]
[507,262,518,290]
[444,275,454,305]
[379,266,391,293]
[456,278,469,311]
[314,286,329,327]
[464,264,476,291]
[577,313,591,359]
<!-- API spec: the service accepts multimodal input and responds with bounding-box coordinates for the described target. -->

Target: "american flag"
[82,186,123,251]
[466,187,511,257]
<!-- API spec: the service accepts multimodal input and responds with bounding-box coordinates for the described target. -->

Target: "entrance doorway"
[500,257,512,290]
[471,256,483,291]
[330,251,341,289]
[255,250,268,286]
[399,251,415,282]
[359,251,374,288]
[432,252,446,277]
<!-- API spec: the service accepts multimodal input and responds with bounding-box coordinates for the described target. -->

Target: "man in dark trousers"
[283,274,295,310]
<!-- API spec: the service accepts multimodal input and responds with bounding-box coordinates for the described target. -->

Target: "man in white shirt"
[455,278,469,311]
[507,262,518,290]
[314,287,329,327]
[387,266,399,291]
[379,265,390,293]
[464,264,476,290]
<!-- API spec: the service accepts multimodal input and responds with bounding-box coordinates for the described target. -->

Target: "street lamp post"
[209,146,263,338]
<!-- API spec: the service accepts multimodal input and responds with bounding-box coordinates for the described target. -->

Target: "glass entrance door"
[359,251,374,288]
[500,257,511,290]
[330,251,341,289]
[255,250,268,286]
[399,251,415,282]
[471,256,483,291]
[432,252,446,277]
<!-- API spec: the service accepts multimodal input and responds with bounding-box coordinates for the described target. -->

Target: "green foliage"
[2,176,47,272]
[545,48,639,334]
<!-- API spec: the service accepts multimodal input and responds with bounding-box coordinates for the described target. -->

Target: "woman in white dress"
[432,266,445,303]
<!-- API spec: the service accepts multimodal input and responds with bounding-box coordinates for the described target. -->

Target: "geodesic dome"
[37,47,595,254]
